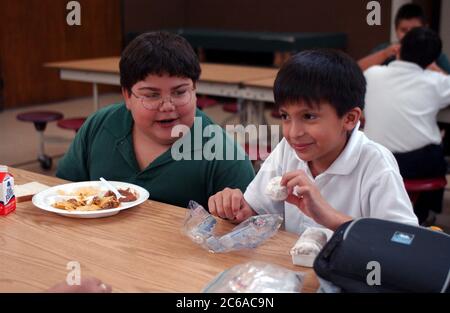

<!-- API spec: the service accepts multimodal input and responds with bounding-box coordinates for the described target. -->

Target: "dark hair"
[400,27,442,69]
[120,31,201,93]
[395,3,426,27]
[273,49,366,117]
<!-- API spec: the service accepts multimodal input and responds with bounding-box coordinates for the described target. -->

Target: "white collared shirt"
[244,128,418,234]
[363,60,450,152]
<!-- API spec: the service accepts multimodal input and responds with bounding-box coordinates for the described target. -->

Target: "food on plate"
[53,195,120,211]
[104,188,138,202]
[51,185,139,211]
[57,186,101,197]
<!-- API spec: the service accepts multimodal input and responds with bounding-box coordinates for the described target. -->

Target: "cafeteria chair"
[16,111,64,170]
[271,108,281,119]
[196,96,218,110]
[220,101,240,127]
[57,117,86,133]
[404,177,447,225]
[404,177,448,205]
[223,102,239,114]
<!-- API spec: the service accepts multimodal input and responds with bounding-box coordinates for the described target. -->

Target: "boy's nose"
[158,98,176,112]
[289,121,306,138]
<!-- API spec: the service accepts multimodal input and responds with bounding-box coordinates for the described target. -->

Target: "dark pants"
[394,144,447,223]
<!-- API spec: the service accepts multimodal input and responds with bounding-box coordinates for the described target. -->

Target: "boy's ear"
[122,88,132,109]
[343,107,362,131]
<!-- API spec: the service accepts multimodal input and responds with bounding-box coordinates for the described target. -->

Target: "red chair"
[223,102,238,113]
[271,108,281,118]
[17,111,64,170]
[57,117,86,133]
[220,102,240,127]
[196,96,217,110]
[404,177,447,205]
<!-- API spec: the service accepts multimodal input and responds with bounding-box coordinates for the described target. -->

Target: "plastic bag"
[183,201,283,253]
[203,261,305,293]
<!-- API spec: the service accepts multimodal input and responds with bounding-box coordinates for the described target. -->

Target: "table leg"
[38,131,45,157]
[93,83,99,111]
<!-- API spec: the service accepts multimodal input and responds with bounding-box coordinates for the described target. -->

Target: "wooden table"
[242,77,275,102]
[0,168,319,292]
[45,58,277,111]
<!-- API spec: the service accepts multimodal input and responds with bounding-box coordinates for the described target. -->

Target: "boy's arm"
[437,73,450,108]
[358,44,400,71]
[282,170,352,231]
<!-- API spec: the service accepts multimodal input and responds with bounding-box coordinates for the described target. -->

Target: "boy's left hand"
[281,170,352,231]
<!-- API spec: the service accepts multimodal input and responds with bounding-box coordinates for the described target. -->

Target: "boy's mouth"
[291,142,314,152]
[155,118,179,128]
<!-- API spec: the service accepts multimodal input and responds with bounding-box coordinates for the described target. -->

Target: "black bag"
[313,218,450,293]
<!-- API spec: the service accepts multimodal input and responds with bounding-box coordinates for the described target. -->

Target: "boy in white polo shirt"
[363,27,450,224]
[208,49,418,234]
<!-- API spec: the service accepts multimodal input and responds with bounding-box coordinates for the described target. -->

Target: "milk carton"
[0,165,16,216]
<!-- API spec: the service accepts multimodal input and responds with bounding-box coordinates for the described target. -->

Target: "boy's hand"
[281,171,352,231]
[427,62,447,74]
[46,277,112,293]
[384,44,400,59]
[208,188,256,223]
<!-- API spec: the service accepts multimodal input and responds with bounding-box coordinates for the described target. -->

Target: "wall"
[439,0,450,58]
[123,0,393,60]
[0,0,122,109]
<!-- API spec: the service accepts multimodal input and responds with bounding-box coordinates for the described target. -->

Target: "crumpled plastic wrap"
[203,261,305,293]
[183,200,283,253]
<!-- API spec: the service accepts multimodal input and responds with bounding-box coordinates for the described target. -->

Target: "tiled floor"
[1,93,449,232]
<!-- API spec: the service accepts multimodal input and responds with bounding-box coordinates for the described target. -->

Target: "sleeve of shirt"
[435,73,450,109]
[365,169,419,226]
[243,141,285,216]
[55,118,91,181]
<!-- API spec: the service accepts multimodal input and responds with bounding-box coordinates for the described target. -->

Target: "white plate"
[32,181,149,218]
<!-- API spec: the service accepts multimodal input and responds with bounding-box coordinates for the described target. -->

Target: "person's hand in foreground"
[46,277,112,293]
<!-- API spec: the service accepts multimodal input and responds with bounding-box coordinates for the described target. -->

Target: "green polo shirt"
[56,103,255,209]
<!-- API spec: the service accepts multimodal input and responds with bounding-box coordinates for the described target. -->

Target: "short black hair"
[400,27,442,69]
[395,3,426,27]
[120,31,201,93]
[273,49,366,117]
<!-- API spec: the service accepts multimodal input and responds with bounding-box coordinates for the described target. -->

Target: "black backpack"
[313,218,450,293]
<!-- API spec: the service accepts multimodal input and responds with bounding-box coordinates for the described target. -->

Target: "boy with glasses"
[57,31,255,209]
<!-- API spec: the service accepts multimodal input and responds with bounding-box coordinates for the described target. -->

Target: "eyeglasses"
[131,87,195,110]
